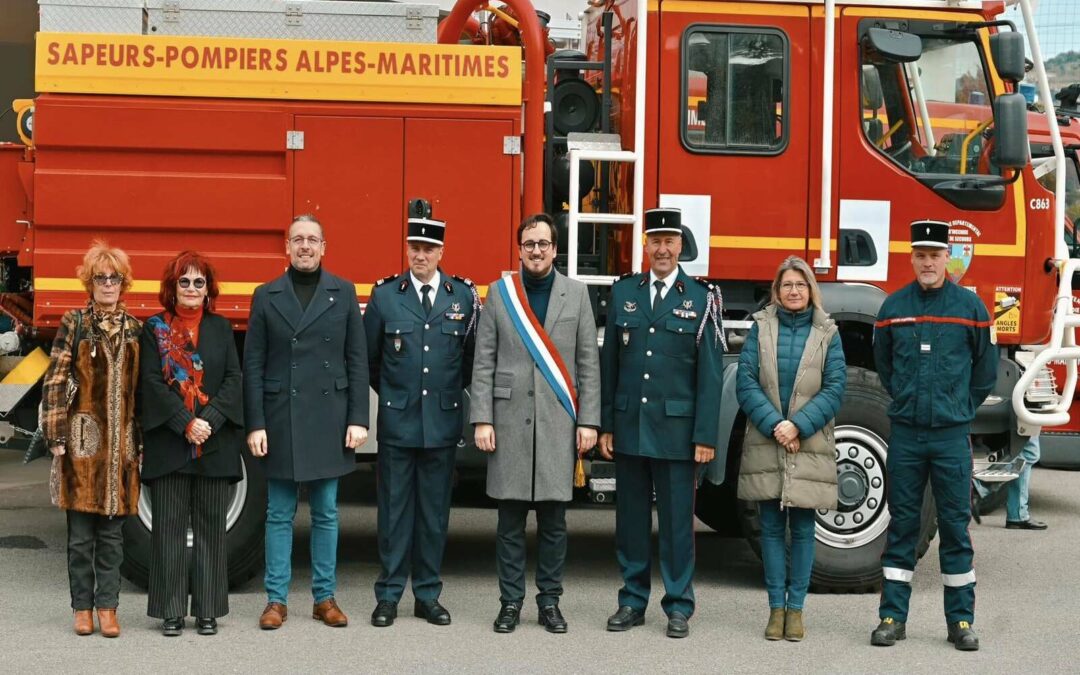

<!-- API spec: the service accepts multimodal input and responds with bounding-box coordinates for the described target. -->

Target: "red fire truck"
[0,0,1075,592]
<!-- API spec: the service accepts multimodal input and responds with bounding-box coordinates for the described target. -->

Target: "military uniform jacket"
[600,267,724,460]
[243,269,369,482]
[365,270,477,448]
[873,280,996,435]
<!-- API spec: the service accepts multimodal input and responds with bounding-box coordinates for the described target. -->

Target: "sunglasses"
[92,274,124,287]
[178,277,207,289]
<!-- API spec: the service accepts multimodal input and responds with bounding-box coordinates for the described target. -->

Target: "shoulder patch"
[451,274,475,287]
[693,276,714,290]
[375,273,399,287]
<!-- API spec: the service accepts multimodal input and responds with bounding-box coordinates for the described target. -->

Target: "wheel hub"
[815,425,890,549]
[137,460,249,547]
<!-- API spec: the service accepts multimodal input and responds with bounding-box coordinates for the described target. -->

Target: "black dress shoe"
[538,604,567,633]
[870,617,906,646]
[1006,519,1048,530]
[161,617,184,637]
[371,600,397,627]
[947,621,980,651]
[666,612,689,639]
[195,617,217,636]
[606,606,645,632]
[493,602,521,633]
[414,599,451,626]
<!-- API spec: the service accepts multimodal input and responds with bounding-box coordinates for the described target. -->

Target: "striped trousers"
[147,472,230,619]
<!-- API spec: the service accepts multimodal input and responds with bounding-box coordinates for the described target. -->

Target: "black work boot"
[947,621,980,651]
[871,617,906,646]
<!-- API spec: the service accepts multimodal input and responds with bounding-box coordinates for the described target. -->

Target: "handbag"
[23,311,82,464]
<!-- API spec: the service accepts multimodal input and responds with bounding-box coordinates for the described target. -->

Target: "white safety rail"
[1011,0,1074,430]
[564,0,646,287]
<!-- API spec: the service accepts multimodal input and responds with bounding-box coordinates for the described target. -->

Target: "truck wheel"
[809,367,936,592]
[121,450,267,589]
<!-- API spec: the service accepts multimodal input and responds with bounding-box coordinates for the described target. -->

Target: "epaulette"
[693,276,715,291]
[374,273,400,288]
[451,274,475,287]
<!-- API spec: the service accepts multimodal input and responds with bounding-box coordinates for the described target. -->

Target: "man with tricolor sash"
[598,207,725,639]
[470,213,601,634]
[870,219,996,652]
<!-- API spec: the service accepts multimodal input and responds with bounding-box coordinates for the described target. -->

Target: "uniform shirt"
[410,270,440,308]
[649,269,676,306]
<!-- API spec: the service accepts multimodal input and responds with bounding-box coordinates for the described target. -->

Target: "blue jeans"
[265,478,339,605]
[1007,436,1040,522]
[758,500,816,611]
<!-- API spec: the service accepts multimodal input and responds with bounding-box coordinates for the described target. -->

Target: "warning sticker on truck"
[994,286,1021,336]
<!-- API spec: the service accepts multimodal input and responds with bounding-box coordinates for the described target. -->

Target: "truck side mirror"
[863,27,921,63]
[990,32,1026,83]
[861,65,884,111]
[679,226,698,262]
[994,92,1029,169]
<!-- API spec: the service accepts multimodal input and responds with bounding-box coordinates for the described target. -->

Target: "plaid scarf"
[148,308,208,458]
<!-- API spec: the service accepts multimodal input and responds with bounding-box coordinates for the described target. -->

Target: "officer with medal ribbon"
[870,219,996,652]
[364,215,480,628]
[598,207,725,639]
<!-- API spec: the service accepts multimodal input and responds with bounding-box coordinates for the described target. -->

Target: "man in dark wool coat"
[244,214,369,631]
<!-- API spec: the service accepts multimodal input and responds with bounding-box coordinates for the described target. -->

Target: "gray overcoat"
[243,269,369,482]
[470,271,601,502]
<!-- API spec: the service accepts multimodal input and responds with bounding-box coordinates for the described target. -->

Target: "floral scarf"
[148,311,208,458]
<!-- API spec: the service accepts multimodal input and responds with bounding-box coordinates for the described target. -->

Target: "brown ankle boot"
[73,610,94,636]
[765,608,785,640]
[97,609,120,638]
[785,609,804,641]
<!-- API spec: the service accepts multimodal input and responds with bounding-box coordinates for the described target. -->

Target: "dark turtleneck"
[522,267,555,325]
[289,265,321,310]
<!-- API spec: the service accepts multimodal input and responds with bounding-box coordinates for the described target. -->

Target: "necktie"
[421,284,433,314]
[653,280,665,313]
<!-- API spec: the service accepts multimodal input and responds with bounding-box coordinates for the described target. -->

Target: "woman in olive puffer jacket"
[736,256,846,642]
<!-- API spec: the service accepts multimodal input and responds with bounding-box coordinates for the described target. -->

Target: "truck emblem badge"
[624,301,637,313]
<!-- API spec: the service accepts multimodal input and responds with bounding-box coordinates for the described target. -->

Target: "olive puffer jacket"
[736,305,846,509]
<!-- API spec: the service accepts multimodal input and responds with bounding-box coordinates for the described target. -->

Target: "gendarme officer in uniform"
[364,216,480,628]
[870,219,996,651]
[598,207,725,638]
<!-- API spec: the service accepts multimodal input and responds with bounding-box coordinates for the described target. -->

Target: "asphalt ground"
[0,452,1077,674]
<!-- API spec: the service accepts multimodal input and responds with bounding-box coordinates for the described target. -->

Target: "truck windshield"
[861,28,998,178]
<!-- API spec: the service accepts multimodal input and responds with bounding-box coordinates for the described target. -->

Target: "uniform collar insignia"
[637,276,648,288]
[397,279,409,293]
[443,280,454,294]
[675,280,686,294]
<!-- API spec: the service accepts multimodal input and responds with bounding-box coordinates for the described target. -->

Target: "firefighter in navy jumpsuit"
[870,220,997,651]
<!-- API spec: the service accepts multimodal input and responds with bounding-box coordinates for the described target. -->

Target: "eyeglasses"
[92,274,124,287]
[520,240,553,252]
[178,277,207,289]
[780,281,809,292]
[289,236,323,247]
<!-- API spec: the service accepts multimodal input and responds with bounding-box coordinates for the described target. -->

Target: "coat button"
[291,363,297,369]
[323,336,330,342]
[291,338,298,344]
[649,327,655,334]
[323,390,329,395]
[386,401,392,406]
[643,373,650,380]
[425,324,430,330]
[422,389,428,396]
[290,389,297,396]
[525,418,531,425]
[646,350,653,357]
[323,361,329,368]
[424,345,430,352]
[453,402,458,408]
[423,367,429,374]
[641,397,647,403]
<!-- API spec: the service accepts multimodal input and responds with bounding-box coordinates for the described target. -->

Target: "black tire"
[735,367,937,593]
[121,450,267,590]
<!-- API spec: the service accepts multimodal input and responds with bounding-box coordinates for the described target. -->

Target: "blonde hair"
[770,256,822,310]
[76,240,133,295]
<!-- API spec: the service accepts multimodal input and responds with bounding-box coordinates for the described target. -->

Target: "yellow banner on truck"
[35,32,522,106]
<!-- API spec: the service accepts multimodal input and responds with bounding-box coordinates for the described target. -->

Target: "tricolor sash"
[496,274,578,421]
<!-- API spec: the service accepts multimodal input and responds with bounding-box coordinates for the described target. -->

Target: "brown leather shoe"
[73,609,94,636]
[97,609,120,638]
[312,598,348,627]
[259,603,288,630]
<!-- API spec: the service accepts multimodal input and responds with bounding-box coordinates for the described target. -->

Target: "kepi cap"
[407,217,446,245]
[644,207,682,235]
[910,219,949,249]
